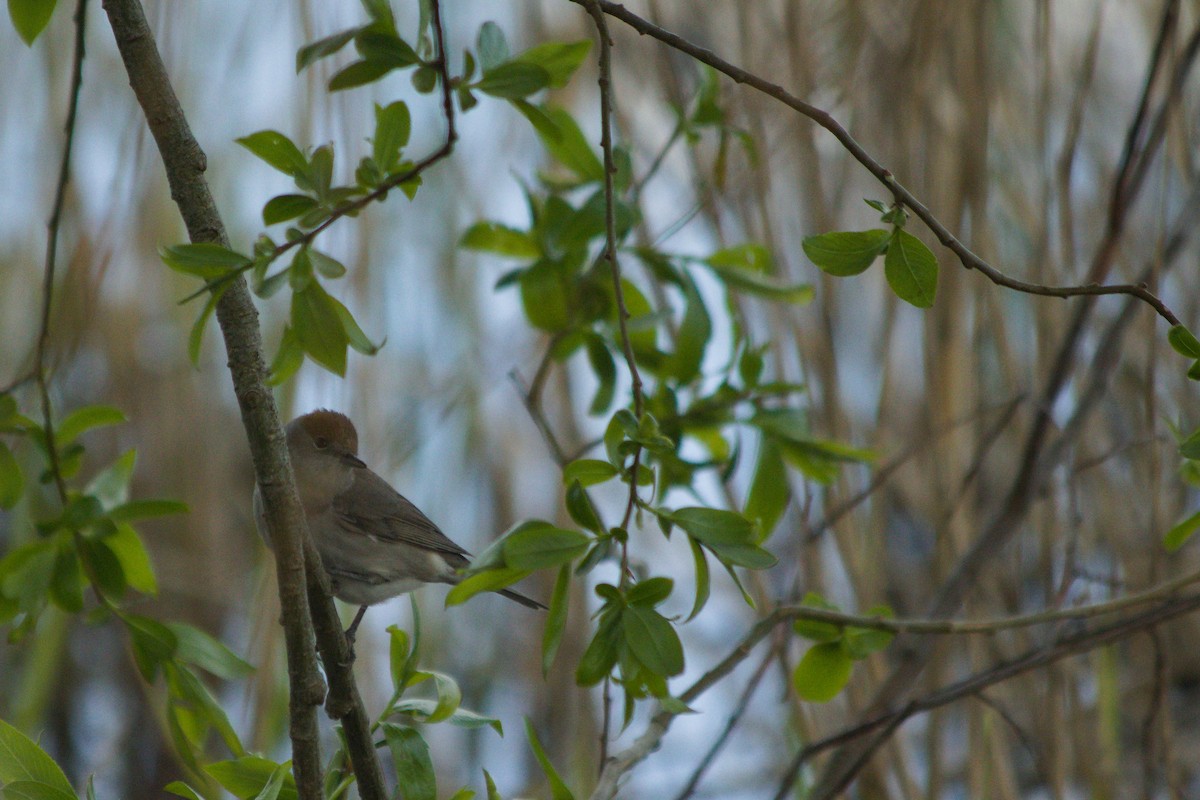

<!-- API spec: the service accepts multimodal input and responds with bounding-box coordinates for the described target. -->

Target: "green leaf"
[262,194,318,226]
[296,26,360,72]
[160,243,251,280]
[205,756,297,800]
[562,459,617,487]
[163,782,204,800]
[685,536,710,622]
[745,439,789,540]
[104,523,157,595]
[883,229,938,308]
[8,0,56,45]
[122,612,179,681]
[84,449,136,509]
[423,670,463,723]
[477,61,551,99]
[0,440,23,509]
[476,22,510,71]
[669,507,756,545]
[267,326,304,386]
[48,546,83,613]
[706,263,813,303]
[523,718,575,800]
[388,625,412,691]
[56,405,126,445]
[519,259,570,332]
[1189,360,1200,382]
[516,40,592,88]
[585,335,616,415]
[0,719,77,797]
[188,287,224,366]
[107,499,187,522]
[291,282,349,375]
[792,593,843,642]
[502,524,590,570]
[542,564,570,675]
[708,243,773,273]
[329,59,394,91]
[330,295,381,355]
[576,608,621,685]
[460,222,539,258]
[673,273,711,383]
[1179,428,1200,460]
[801,230,890,276]
[356,32,419,68]
[564,481,602,534]
[382,725,436,800]
[1164,509,1200,552]
[511,99,562,142]
[626,576,672,607]
[373,101,412,172]
[388,701,503,735]
[483,771,502,800]
[532,106,604,183]
[623,607,684,677]
[844,608,896,659]
[445,567,530,606]
[792,642,853,702]
[236,130,309,178]
[166,622,254,680]
[307,249,346,280]
[1168,325,1200,359]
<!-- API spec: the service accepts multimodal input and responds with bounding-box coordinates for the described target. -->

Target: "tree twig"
[100,0,330,794]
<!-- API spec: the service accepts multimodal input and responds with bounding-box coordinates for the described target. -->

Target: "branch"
[100,1,329,795]
[578,0,1183,328]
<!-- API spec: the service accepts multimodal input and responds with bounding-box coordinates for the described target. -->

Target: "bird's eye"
[314,436,330,449]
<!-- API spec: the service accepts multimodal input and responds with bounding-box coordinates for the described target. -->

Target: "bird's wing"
[333,468,470,558]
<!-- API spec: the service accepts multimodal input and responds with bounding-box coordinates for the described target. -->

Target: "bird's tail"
[498,587,547,610]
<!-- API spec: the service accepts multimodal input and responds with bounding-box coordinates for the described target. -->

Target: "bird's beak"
[340,451,367,469]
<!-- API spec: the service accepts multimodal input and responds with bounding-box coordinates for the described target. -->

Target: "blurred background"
[4,1,1200,798]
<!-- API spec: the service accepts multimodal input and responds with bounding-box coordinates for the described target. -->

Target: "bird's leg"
[344,604,369,647]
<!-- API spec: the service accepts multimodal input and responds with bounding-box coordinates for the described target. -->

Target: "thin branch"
[100,0,332,795]
[35,0,90,507]
[773,591,1200,799]
[580,0,1184,328]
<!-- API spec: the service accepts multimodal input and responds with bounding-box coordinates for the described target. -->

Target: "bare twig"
[101,0,331,795]
[578,0,1184,328]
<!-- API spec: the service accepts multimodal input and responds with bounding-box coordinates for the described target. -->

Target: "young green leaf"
[329,59,394,91]
[744,439,789,540]
[626,576,673,607]
[122,612,179,681]
[477,61,551,99]
[0,440,23,510]
[792,641,853,702]
[166,622,254,680]
[523,718,576,800]
[1180,428,1200,461]
[623,606,684,677]
[586,335,616,415]
[685,537,710,622]
[267,326,304,386]
[104,523,157,595]
[1168,325,1200,358]
[160,243,251,279]
[383,725,437,800]
[57,405,126,444]
[501,524,590,570]
[673,273,711,383]
[444,567,530,606]
[542,564,570,675]
[373,100,412,172]
[1164,509,1200,552]
[476,21,510,71]
[262,194,318,226]
[883,229,938,308]
[291,282,350,375]
[460,222,540,258]
[801,229,890,276]
[205,756,297,800]
[0,718,78,797]
[515,40,592,88]
[8,0,58,46]
[236,130,309,178]
[562,458,618,487]
[530,106,604,183]
[296,26,361,72]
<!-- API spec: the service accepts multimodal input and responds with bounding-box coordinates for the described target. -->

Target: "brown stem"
[100,0,327,795]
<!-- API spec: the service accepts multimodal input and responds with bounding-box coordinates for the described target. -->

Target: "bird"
[254,409,544,640]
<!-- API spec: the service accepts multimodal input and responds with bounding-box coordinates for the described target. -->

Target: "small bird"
[254,409,544,639]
